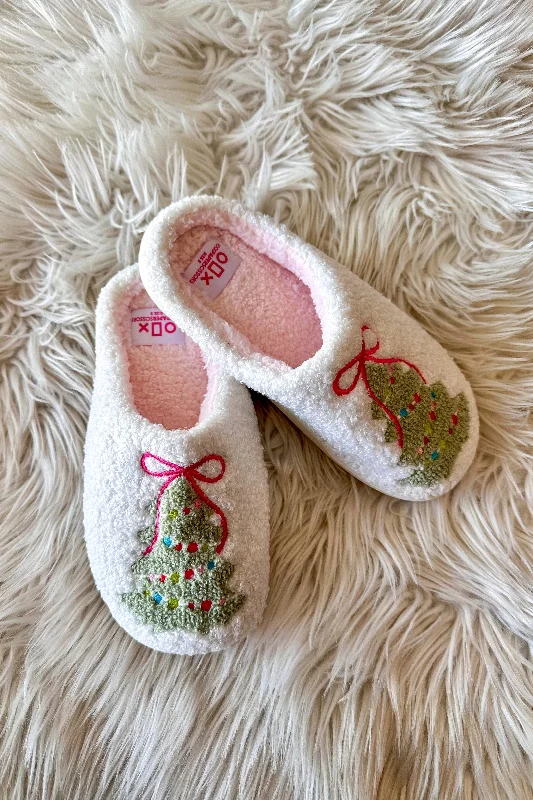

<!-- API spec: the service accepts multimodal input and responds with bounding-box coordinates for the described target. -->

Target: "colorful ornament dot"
[188,602,195,610]
[183,507,191,515]
[201,543,209,552]
[168,598,178,610]
[160,575,166,583]
[423,436,429,445]
[201,600,212,612]
[153,593,163,604]
[184,569,194,580]
[175,543,182,551]
[219,598,226,606]
[431,392,436,398]
[414,393,421,402]
[163,536,172,547]
[170,572,180,584]
[431,451,439,460]
[207,561,215,570]
[187,542,198,553]
[429,410,436,420]
[452,414,458,426]
[400,408,408,418]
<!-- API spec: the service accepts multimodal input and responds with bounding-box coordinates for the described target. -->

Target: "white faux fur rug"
[2,1,533,798]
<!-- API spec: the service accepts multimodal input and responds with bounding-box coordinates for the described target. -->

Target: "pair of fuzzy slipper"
[84,196,478,655]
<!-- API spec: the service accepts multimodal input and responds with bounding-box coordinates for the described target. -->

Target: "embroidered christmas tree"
[332,326,470,487]
[365,363,469,486]
[122,454,245,635]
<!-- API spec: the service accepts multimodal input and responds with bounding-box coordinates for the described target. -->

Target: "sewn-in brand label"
[130,307,186,346]
[182,239,241,300]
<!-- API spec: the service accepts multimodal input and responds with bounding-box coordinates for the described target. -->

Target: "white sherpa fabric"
[3,2,533,799]
[84,265,269,653]
[139,196,479,500]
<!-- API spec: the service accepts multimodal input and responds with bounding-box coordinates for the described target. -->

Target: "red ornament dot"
[187,542,198,553]
[429,411,436,421]
[188,602,195,610]
[184,569,194,580]
[448,428,453,435]
[183,507,191,515]
[160,575,166,583]
[452,414,458,426]
[414,393,421,403]
[408,403,415,411]
[175,543,182,551]
[389,377,396,384]
[201,600,212,612]
[423,436,429,445]
[219,598,226,606]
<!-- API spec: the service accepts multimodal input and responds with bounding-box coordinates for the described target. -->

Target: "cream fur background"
[2,1,533,798]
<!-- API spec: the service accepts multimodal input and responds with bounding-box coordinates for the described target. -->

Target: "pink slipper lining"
[169,221,323,369]
[127,288,208,430]
[128,206,324,430]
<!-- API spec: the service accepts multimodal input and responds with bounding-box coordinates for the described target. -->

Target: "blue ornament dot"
[163,537,172,547]
[431,392,436,398]
[399,408,408,418]
[431,451,439,460]
[153,593,163,604]
[207,561,215,570]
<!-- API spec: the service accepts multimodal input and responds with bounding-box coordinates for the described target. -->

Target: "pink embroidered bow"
[332,325,426,449]
[140,452,228,556]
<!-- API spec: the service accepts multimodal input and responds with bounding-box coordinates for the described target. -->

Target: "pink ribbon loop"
[332,325,426,449]
[140,452,228,556]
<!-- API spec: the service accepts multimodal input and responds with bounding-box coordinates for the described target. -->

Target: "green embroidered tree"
[365,362,470,486]
[122,476,245,635]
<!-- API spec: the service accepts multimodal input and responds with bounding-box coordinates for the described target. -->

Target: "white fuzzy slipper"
[138,196,479,501]
[83,264,269,654]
